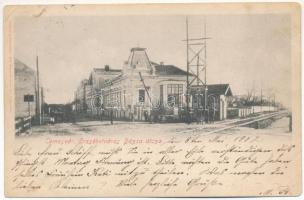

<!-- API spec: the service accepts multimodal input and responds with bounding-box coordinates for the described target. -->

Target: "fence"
[15,116,32,135]
[237,106,277,118]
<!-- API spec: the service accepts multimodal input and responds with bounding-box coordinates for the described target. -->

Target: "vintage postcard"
[4,3,301,197]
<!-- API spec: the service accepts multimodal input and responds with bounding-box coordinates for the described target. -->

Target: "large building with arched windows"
[75,47,232,122]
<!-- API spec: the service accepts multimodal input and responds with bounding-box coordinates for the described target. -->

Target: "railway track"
[180,110,290,134]
[208,110,289,134]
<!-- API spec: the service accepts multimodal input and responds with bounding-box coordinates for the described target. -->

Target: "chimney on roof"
[160,61,164,66]
[105,65,110,71]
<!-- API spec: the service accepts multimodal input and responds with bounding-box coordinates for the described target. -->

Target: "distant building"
[85,84,93,113]
[74,79,89,113]
[87,66,121,114]
[74,66,122,114]
[89,66,122,90]
[191,84,233,120]
[14,59,37,119]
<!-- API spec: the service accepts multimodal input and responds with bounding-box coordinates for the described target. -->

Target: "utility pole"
[252,93,255,113]
[268,96,270,112]
[36,56,41,125]
[196,55,200,115]
[252,83,255,113]
[41,87,44,123]
[28,101,31,129]
[260,88,263,113]
[274,94,276,111]
[204,21,208,123]
[186,17,190,123]
[184,17,210,124]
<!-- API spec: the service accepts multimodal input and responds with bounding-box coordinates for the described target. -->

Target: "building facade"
[88,67,121,115]
[89,66,122,90]
[15,59,37,119]
[74,67,121,114]
[74,47,233,122]
[190,84,232,121]
[102,47,191,121]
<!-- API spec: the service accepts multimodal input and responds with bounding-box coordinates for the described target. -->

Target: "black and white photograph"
[14,13,293,136]
[4,3,301,197]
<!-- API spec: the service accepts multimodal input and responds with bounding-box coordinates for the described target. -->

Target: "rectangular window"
[167,84,183,107]
[192,93,205,109]
[139,89,145,103]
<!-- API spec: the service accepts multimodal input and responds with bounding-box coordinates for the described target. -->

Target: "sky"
[14,14,291,107]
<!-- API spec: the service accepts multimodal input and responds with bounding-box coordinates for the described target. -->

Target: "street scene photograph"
[5,4,301,197]
[14,14,292,137]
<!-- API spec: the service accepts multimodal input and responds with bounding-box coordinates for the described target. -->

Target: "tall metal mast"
[184,17,210,123]
[203,20,208,120]
[186,18,190,123]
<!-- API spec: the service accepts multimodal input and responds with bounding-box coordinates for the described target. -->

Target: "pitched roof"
[208,84,232,96]
[154,65,189,76]
[105,65,190,86]
[128,47,152,70]
[14,58,35,75]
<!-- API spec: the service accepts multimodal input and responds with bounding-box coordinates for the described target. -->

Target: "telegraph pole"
[28,101,31,129]
[36,56,41,125]
[204,21,208,123]
[41,87,44,123]
[260,88,263,113]
[186,17,190,123]
[274,94,276,111]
